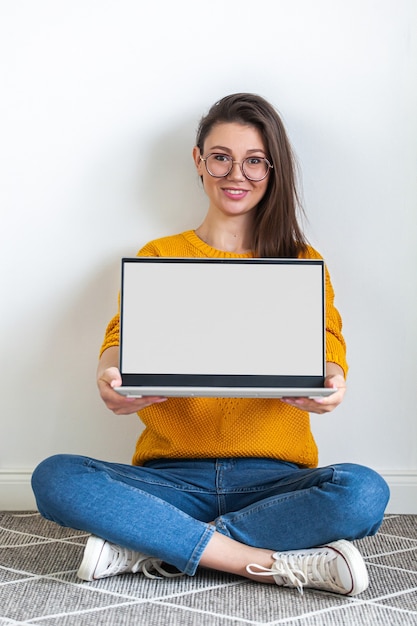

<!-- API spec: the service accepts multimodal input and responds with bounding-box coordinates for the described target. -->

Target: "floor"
[0,512,416,625]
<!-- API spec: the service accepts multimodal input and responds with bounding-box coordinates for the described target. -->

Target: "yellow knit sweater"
[101,230,347,468]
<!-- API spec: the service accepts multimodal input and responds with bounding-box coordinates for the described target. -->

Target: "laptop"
[114,257,336,399]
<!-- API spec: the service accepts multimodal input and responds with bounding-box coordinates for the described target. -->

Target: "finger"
[281,390,343,413]
[110,395,168,415]
[100,367,122,387]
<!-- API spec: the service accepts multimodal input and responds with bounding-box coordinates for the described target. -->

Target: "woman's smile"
[222,187,249,199]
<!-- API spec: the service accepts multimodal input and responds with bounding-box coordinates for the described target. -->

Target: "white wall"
[1,0,416,512]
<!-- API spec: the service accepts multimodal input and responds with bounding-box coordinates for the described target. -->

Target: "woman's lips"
[222,188,248,199]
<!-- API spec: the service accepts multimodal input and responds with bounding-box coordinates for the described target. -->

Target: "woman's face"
[193,122,270,220]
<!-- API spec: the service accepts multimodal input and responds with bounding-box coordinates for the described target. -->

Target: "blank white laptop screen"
[116,257,333,398]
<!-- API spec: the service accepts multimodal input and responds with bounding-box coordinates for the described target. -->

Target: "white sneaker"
[77,535,183,582]
[246,540,369,596]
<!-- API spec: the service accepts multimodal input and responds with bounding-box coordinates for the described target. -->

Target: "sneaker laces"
[136,557,184,579]
[247,558,306,593]
[104,545,183,579]
[247,548,340,594]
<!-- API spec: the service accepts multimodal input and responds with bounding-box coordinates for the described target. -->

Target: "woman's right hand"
[97,347,167,415]
[98,366,167,414]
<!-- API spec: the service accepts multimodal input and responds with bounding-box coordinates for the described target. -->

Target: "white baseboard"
[381,470,417,514]
[0,470,37,510]
[0,469,416,513]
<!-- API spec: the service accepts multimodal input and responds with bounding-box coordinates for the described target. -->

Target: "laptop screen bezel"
[118,257,327,390]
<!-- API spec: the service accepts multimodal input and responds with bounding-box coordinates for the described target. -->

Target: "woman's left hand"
[281,364,346,415]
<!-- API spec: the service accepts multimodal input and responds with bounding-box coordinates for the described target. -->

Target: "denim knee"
[333,463,390,538]
[31,454,85,524]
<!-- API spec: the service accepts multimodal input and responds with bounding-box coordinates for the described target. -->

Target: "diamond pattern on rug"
[0,512,416,626]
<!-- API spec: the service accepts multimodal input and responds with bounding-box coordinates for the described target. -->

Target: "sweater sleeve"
[99,311,120,357]
[324,265,348,377]
[301,246,348,378]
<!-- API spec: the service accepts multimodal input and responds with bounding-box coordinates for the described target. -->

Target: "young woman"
[32,93,389,595]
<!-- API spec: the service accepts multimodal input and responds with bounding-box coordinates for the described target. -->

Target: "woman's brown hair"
[195,93,308,258]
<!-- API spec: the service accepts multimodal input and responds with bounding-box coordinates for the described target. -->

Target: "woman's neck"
[195,214,254,254]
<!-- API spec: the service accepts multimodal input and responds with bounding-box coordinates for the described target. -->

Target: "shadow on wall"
[132,117,208,236]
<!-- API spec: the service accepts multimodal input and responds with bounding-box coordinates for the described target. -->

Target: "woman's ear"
[192,146,204,174]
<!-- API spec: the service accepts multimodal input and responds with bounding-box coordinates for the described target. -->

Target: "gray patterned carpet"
[0,512,416,625]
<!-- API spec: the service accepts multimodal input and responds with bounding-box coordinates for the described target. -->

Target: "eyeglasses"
[200,153,273,182]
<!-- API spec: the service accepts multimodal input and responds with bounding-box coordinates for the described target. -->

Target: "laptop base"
[114,386,337,399]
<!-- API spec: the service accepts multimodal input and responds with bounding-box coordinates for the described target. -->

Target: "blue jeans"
[31,456,389,576]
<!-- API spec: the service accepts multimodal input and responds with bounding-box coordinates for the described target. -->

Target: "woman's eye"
[214,154,230,162]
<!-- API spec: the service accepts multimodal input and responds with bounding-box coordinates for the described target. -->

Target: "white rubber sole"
[76,536,106,581]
